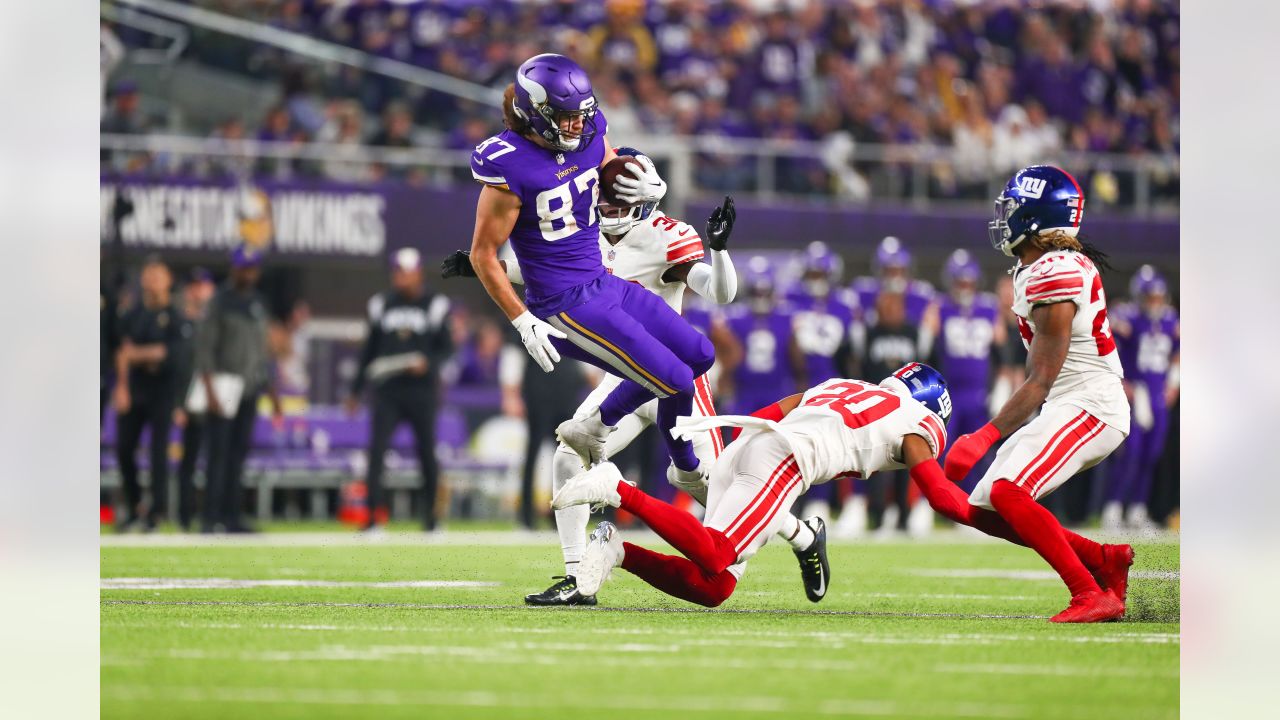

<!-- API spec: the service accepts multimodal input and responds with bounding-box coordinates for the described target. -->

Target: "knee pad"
[552,445,585,492]
[690,335,715,377]
[665,363,695,397]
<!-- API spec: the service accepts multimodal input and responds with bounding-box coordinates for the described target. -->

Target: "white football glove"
[613,154,667,205]
[511,310,566,373]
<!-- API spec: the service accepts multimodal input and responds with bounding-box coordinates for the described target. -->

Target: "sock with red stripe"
[617,482,738,574]
[989,480,1100,597]
[620,542,737,607]
[909,460,1105,571]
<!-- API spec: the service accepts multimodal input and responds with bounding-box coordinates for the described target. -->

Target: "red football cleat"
[1093,543,1135,603]
[1049,590,1126,623]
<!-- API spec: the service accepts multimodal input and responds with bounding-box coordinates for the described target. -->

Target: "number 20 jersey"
[469,111,610,314]
[1011,250,1129,433]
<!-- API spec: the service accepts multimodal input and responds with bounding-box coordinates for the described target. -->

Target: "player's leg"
[145,395,173,527]
[1127,405,1170,528]
[364,388,398,530]
[1103,420,1145,529]
[403,386,440,531]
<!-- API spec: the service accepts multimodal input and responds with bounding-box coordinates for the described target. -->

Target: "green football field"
[101,529,1179,719]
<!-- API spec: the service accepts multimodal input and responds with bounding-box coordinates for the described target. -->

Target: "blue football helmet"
[512,54,599,152]
[988,165,1085,257]
[599,146,658,236]
[880,362,952,424]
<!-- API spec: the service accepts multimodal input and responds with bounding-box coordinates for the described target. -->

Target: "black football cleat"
[524,576,598,606]
[793,517,830,603]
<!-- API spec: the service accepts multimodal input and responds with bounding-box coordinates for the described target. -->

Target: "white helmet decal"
[516,69,547,105]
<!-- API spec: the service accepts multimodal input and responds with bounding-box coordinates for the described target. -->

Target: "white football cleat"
[555,408,615,468]
[552,462,625,511]
[576,521,625,596]
[666,463,709,506]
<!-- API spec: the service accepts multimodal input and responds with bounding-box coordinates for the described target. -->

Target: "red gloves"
[943,422,1001,482]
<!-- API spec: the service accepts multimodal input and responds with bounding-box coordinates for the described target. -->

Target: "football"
[600,155,643,207]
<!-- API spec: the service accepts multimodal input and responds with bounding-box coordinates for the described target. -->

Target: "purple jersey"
[1120,305,1179,399]
[470,111,609,315]
[726,306,797,412]
[935,293,1000,393]
[851,276,935,325]
[787,291,858,385]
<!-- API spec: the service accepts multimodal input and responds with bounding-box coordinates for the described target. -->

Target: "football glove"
[705,195,736,252]
[441,250,475,279]
[612,154,667,205]
[511,311,566,373]
[942,422,1001,482]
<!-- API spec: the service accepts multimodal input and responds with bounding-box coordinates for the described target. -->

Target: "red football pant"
[616,481,740,607]
[908,460,1105,575]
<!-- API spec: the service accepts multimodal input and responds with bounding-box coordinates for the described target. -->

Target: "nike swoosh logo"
[815,570,826,596]
[678,229,691,237]
[475,157,484,165]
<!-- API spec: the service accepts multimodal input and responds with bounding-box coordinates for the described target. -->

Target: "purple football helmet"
[743,255,775,312]
[1129,264,1168,299]
[874,236,911,273]
[942,249,981,286]
[801,241,842,298]
[512,54,599,152]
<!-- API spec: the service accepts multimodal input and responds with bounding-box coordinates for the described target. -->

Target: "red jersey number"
[803,381,901,429]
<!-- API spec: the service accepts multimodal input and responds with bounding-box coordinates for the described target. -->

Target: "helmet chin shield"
[988,195,1026,257]
[598,200,656,236]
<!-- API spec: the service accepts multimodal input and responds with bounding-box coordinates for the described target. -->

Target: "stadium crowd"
[103,0,1179,204]
[101,238,1179,535]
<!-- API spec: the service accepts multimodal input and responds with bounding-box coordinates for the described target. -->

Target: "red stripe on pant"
[732,456,798,550]
[721,455,797,542]
[1012,411,1089,487]
[692,374,722,457]
[1027,420,1105,496]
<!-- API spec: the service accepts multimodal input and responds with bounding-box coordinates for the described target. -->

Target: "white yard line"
[100,577,499,590]
[103,683,1031,718]
[933,663,1180,679]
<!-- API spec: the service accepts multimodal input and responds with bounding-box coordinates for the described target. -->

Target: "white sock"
[778,514,815,551]
[553,448,591,575]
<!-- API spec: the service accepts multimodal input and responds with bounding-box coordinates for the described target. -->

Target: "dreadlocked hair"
[1028,230,1112,272]
[501,84,532,135]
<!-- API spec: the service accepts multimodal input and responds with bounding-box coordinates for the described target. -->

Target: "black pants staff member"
[113,256,183,531]
[348,248,454,531]
[172,268,216,530]
[862,291,923,532]
[195,248,282,534]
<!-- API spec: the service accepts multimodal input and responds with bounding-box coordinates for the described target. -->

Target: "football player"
[722,258,803,416]
[917,165,1135,623]
[851,236,936,326]
[467,54,715,494]
[928,249,1003,489]
[444,179,828,606]
[1103,265,1179,531]
[551,363,952,608]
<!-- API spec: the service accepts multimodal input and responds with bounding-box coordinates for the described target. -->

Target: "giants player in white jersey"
[912,165,1135,623]
[551,363,951,607]
[442,154,827,606]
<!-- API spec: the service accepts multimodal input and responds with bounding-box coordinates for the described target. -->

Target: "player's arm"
[470,185,565,372]
[663,196,738,304]
[599,137,617,167]
[943,301,1074,481]
[440,250,523,285]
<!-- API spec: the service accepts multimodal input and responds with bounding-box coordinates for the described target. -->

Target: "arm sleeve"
[684,249,737,305]
[351,295,382,395]
[504,257,524,285]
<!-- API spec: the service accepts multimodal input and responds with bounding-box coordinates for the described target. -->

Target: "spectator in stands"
[196,247,283,534]
[113,256,182,532]
[318,100,370,183]
[347,249,454,533]
[172,268,215,532]
[368,101,418,182]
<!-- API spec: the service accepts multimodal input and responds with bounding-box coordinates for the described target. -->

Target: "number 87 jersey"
[1012,250,1130,433]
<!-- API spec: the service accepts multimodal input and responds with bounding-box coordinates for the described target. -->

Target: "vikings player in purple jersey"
[1103,265,1179,531]
[468,54,714,487]
[851,236,937,327]
[723,257,803,416]
[928,250,1003,490]
[785,242,862,386]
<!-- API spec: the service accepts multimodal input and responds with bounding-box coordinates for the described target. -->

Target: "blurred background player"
[722,257,802,417]
[196,247,283,534]
[784,242,861,520]
[1104,265,1179,531]
[348,248,454,534]
[852,236,936,329]
[113,256,181,532]
[927,250,1003,491]
[172,268,216,532]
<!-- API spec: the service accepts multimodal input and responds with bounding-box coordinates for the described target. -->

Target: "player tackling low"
[552,364,951,609]
[910,164,1135,623]
[445,165,828,606]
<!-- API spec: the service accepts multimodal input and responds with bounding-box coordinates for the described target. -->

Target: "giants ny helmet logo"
[1018,176,1047,199]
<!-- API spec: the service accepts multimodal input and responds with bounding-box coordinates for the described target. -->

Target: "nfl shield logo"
[607,249,616,262]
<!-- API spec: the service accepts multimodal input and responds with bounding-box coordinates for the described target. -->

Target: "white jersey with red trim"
[674,378,946,490]
[1011,250,1130,433]
[599,210,704,314]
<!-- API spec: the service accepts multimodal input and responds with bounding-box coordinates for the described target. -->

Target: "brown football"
[600,155,643,207]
